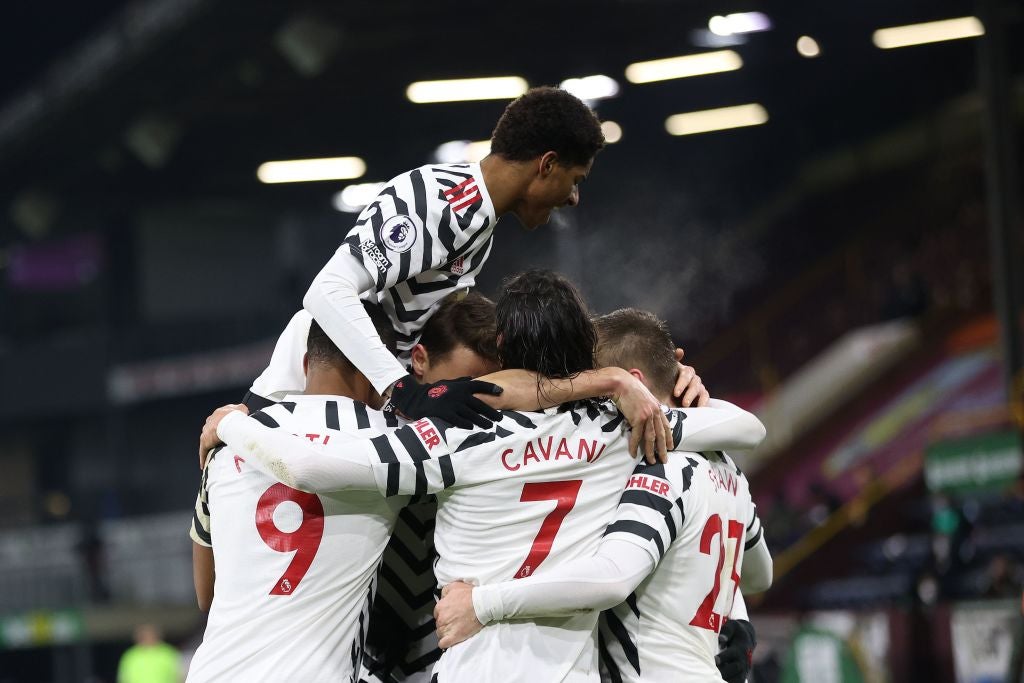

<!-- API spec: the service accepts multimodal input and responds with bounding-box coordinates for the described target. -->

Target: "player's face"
[421,344,500,383]
[516,157,593,230]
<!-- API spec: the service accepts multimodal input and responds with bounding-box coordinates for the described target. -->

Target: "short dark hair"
[490,86,605,167]
[418,291,499,365]
[496,270,596,378]
[307,303,397,368]
[594,308,679,400]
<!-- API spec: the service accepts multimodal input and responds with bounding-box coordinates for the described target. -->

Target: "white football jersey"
[187,396,407,683]
[599,452,761,683]
[251,162,496,398]
[329,401,753,683]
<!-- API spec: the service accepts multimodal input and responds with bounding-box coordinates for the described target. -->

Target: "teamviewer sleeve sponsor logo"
[360,239,392,272]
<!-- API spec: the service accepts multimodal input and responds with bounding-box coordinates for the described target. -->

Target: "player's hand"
[673,348,709,408]
[199,403,249,469]
[387,374,503,430]
[613,373,671,464]
[434,581,482,649]
[716,618,756,683]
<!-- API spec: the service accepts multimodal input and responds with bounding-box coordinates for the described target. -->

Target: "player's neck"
[303,367,375,405]
[479,154,530,217]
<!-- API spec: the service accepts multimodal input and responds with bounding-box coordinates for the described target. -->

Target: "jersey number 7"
[255,483,325,596]
[513,480,583,579]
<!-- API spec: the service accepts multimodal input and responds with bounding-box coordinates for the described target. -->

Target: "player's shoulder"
[250,402,294,428]
[388,162,477,191]
[631,452,706,495]
[421,162,478,183]
[713,450,744,476]
[552,398,625,430]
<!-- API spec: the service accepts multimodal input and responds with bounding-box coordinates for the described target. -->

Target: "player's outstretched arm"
[478,367,672,461]
[434,539,654,649]
[304,250,407,395]
[668,399,766,453]
[212,408,381,493]
[210,406,460,498]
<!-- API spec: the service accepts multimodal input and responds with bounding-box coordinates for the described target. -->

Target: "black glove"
[386,374,503,429]
[716,618,756,683]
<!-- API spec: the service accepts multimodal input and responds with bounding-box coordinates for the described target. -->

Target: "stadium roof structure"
[0,0,1015,245]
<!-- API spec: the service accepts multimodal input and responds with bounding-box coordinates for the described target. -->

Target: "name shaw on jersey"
[708,466,739,496]
[501,435,608,472]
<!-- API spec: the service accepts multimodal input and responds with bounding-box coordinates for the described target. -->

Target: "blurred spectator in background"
[764,494,802,550]
[778,619,867,683]
[881,261,929,321]
[76,521,110,603]
[981,554,1023,599]
[805,481,843,528]
[117,624,181,683]
[930,494,968,586]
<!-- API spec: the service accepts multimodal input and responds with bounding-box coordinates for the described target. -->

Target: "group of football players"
[185,87,772,683]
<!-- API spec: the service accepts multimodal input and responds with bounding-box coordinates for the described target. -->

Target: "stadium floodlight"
[872,16,983,49]
[601,121,622,144]
[708,12,772,37]
[406,76,528,103]
[625,50,742,84]
[333,182,386,213]
[257,156,366,183]
[665,104,768,136]
[559,75,620,101]
[434,140,491,163]
[796,36,821,58]
[464,140,491,161]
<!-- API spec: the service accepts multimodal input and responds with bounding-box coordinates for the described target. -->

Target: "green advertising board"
[925,431,1023,495]
[0,610,83,650]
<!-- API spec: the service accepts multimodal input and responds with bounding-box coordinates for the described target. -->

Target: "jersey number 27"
[689,514,744,633]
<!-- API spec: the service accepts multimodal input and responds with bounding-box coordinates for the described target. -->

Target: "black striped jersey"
[359,497,441,683]
[598,452,762,683]
[187,396,408,683]
[250,162,496,400]
[345,162,496,355]
[216,399,763,683]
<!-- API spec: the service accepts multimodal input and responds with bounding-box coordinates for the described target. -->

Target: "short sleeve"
[341,170,446,291]
[744,500,763,552]
[602,457,699,566]
[189,465,212,547]
[365,419,457,498]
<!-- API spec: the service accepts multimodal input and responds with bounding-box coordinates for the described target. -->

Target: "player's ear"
[410,344,429,381]
[302,353,310,377]
[538,151,558,177]
[629,368,646,385]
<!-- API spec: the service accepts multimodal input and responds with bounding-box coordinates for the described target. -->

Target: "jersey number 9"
[255,483,325,596]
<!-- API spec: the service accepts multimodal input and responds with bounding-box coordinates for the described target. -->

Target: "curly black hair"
[490,86,605,167]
